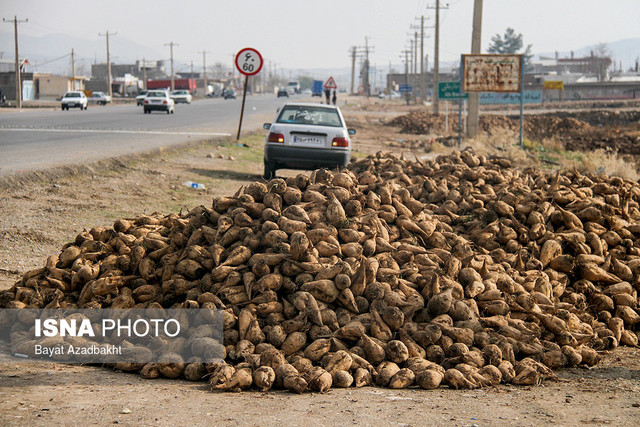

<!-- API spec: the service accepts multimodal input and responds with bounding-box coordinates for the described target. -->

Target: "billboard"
[462,54,522,93]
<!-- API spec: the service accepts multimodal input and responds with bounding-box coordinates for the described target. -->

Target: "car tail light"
[144,99,149,104]
[332,137,349,147]
[163,100,168,104]
[268,132,284,143]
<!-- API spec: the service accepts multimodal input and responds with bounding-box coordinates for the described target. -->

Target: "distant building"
[531,51,612,82]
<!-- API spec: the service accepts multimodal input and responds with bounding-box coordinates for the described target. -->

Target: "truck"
[146,78,197,93]
[286,81,301,95]
[312,80,323,97]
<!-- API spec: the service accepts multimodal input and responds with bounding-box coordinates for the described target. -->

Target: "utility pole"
[71,48,76,88]
[467,0,483,138]
[402,49,411,105]
[420,17,425,102]
[412,16,432,103]
[364,37,371,97]
[350,46,357,95]
[165,42,178,91]
[428,1,449,114]
[142,58,147,90]
[98,30,116,99]
[199,50,209,94]
[3,16,28,108]
[414,32,418,76]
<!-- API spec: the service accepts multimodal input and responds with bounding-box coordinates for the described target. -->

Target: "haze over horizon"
[2,0,639,75]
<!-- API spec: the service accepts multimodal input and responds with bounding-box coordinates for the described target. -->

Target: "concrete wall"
[37,75,73,98]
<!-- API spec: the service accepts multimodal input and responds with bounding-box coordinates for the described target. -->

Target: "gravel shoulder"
[1,100,640,426]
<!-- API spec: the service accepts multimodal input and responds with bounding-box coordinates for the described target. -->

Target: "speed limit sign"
[235,48,263,76]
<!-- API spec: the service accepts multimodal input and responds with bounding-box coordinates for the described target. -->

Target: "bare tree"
[593,42,612,82]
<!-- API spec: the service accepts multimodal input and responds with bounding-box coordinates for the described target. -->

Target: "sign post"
[235,47,263,140]
[459,54,523,148]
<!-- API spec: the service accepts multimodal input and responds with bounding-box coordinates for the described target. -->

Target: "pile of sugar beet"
[2,149,640,393]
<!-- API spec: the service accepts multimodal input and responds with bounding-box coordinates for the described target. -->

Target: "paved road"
[0,95,292,176]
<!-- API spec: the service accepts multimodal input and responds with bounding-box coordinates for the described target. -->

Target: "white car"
[136,90,149,106]
[143,90,175,114]
[61,91,88,110]
[262,102,355,179]
[88,91,111,105]
[170,90,192,104]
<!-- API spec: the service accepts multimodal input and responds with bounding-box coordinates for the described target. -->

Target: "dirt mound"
[387,109,640,155]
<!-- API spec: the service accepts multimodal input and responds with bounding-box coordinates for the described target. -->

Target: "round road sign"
[235,48,263,76]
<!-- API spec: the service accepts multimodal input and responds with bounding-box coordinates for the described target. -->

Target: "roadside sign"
[544,80,564,90]
[480,91,542,105]
[438,81,468,100]
[398,84,412,93]
[235,47,263,141]
[462,54,522,93]
[324,76,337,89]
[235,48,263,76]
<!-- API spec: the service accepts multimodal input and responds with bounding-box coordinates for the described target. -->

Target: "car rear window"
[277,106,343,127]
[148,92,165,97]
[65,93,80,98]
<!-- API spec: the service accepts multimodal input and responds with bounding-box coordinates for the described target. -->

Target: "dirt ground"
[1,98,640,426]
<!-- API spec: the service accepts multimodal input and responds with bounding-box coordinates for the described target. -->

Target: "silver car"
[262,102,355,179]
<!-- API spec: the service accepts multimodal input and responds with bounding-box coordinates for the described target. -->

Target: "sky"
[2,0,639,72]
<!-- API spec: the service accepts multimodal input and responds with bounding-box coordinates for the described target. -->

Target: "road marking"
[0,128,231,137]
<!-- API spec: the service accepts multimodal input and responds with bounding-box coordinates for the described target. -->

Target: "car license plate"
[152,100,161,104]
[293,135,324,145]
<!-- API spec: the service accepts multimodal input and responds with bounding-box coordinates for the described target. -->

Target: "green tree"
[487,27,533,69]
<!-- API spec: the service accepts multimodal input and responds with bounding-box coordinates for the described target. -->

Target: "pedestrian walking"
[324,88,331,105]
[332,90,337,105]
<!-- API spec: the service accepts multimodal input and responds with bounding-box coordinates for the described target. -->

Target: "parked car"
[136,90,149,106]
[142,90,175,114]
[60,91,88,110]
[88,91,111,105]
[277,89,289,98]
[377,91,402,99]
[223,89,237,100]
[262,102,355,179]
[170,90,192,104]
[302,88,312,96]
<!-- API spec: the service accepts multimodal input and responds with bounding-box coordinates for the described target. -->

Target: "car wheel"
[263,161,276,180]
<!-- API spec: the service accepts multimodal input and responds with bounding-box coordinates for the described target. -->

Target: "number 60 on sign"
[235,48,263,76]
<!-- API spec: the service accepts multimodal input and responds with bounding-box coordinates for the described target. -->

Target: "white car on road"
[170,90,192,104]
[88,91,111,105]
[143,90,175,114]
[262,102,355,179]
[61,91,88,110]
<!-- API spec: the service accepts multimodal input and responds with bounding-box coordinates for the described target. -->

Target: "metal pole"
[433,0,440,114]
[420,16,425,103]
[458,55,463,148]
[236,75,249,140]
[520,54,524,148]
